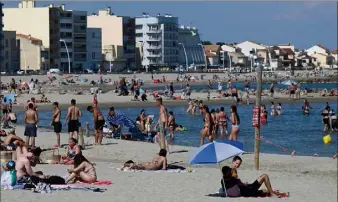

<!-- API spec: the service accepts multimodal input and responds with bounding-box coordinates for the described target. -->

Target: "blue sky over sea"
[3,1,337,50]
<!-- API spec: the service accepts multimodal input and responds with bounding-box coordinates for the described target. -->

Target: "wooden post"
[254,64,263,170]
[85,122,90,137]
[78,125,85,149]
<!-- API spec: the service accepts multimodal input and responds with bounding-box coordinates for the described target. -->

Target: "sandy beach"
[1,125,337,202]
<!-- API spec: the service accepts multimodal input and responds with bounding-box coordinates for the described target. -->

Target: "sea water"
[16,102,337,157]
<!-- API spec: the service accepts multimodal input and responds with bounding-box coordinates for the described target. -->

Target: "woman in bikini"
[260,105,267,124]
[200,105,212,146]
[66,154,97,184]
[276,103,282,115]
[139,109,146,131]
[218,107,228,139]
[60,138,81,165]
[270,102,276,116]
[198,100,204,115]
[168,111,176,140]
[229,105,240,141]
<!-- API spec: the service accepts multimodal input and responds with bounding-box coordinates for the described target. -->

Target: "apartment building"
[87,28,102,70]
[3,0,87,72]
[3,0,60,69]
[135,13,179,71]
[16,33,49,71]
[0,2,4,71]
[88,7,136,71]
[178,25,205,70]
[3,30,20,72]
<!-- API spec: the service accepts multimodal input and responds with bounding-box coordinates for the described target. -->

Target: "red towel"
[80,180,112,185]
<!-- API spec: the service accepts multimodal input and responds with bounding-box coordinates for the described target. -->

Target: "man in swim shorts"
[52,102,62,147]
[87,106,105,145]
[65,99,82,141]
[24,103,38,149]
[154,97,168,150]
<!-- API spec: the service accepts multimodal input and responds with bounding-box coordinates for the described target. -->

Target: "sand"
[1,125,337,202]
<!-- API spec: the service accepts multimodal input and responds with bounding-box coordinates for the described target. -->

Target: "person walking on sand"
[87,105,105,145]
[65,99,82,141]
[51,102,62,147]
[154,97,168,150]
[24,103,38,149]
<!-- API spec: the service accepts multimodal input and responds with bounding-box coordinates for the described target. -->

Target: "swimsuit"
[24,123,37,137]
[53,121,62,133]
[68,120,80,133]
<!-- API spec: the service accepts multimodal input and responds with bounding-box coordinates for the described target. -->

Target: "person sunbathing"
[65,154,97,184]
[60,138,81,165]
[15,145,43,183]
[221,166,280,198]
[2,131,25,149]
[122,149,167,171]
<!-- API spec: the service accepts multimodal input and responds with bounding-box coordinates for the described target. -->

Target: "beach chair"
[127,127,153,142]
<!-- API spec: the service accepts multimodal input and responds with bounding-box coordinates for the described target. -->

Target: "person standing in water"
[65,99,82,141]
[269,82,275,98]
[168,111,176,140]
[270,102,276,116]
[87,105,105,145]
[218,107,228,139]
[321,106,330,132]
[52,102,62,147]
[154,97,168,150]
[276,103,282,115]
[24,103,38,149]
[200,105,212,145]
[229,105,240,141]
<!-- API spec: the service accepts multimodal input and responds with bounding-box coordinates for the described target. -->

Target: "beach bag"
[1,170,17,186]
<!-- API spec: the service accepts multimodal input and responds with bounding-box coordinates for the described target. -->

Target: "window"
[92,32,95,38]
[5,39,8,47]
[92,52,95,60]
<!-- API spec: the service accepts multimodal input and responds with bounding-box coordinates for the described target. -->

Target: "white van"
[48,69,61,74]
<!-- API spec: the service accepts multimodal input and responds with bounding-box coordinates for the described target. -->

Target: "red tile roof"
[204,45,221,52]
[16,33,42,41]
[316,45,330,52]
[331,50,338,54]
[281,48,295,55]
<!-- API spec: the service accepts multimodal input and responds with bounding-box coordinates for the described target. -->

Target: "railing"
[147,45,162,49]
[147,37,161,41]
[74,38,86,43]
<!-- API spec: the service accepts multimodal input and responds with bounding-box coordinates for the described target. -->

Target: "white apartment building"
[178,25,205,70]
[88,8,136,71]
[3,0,87,72]
[135,14,179,70]
[0,2,4,71]
[87,28,102,70]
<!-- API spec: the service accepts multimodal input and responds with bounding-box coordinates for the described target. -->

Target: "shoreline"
[11,96,338,112]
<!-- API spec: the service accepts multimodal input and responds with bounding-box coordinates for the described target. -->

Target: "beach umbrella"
[2,94,16,104]
[281,80,297,86]
[107,113,135,128]
[189,140,244,165]
[189,140,244,197]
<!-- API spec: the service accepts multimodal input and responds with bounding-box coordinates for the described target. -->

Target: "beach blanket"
[113,167,195,173]
[79,180,112,185]
[51,185,106,192]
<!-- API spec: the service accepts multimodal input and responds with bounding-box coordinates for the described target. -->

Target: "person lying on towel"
[122,149,167,171]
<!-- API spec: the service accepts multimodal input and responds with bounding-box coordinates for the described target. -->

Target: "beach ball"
[323,134,332,144]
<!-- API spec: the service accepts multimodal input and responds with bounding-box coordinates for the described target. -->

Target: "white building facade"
[178,25,204,69]
[135,14,179,70]
[306,45,330,56]
[87,28,102,70]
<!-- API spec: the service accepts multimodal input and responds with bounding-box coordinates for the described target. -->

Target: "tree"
[200,41,212,45]
[216,42,225,46]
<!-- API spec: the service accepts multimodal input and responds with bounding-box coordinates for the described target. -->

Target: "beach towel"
[207,191,289,198]
[112,167,195,173]
[51,185,106,192]
[79,180,112,185]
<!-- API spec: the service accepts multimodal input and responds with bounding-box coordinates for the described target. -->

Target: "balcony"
[74,29,86,34]
[147,53,161,58]
[147,29,161,33]
[146,45,162,50]
[147,37,161,41]
[74,38,86,43]
[74,47,86,52]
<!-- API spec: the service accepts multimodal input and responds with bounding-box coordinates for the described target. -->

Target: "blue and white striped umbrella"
[107,113,135,128]
[189,140,244,165]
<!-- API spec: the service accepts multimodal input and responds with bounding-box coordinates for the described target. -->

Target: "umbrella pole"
[218,163,227,197]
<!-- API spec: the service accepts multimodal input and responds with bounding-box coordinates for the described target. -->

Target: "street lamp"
[105,51,112,73]
[179,43,188,71]
[198,43,207,71]
[60,39,71,74]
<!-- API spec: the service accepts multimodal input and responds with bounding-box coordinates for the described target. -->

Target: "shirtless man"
[154,97,168,150]
[24,103,38,149]
[15,146,42,183]
[52,102,62,147]
[65,99,82,141]
[3,131,25,148]
[87,106,105,145]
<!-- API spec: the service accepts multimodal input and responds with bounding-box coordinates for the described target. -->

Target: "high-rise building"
[87,28,102,70]
[178,25,205,70]
[3,30,20,72]
[3,0,87,72]
[0,2,5,71]
[88,7,136,71]
[135,13,179,71]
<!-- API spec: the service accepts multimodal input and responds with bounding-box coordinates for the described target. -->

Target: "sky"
[2,1,337,50]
